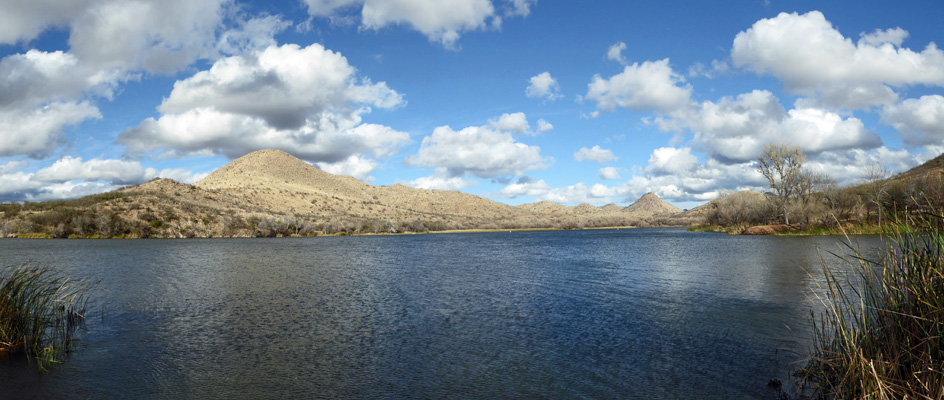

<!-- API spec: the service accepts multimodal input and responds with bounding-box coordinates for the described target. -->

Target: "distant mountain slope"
[517,201,574,216]
[1,150,697,238]
[197,149,373,200]
[894,152,944,181]
[623,192,682,216]
[194,149,530,224]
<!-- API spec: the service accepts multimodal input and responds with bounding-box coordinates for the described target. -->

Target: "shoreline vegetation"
[1,225,638,239]
[794,212,944,399]
[688,143,944,236]
[0,263,93,371]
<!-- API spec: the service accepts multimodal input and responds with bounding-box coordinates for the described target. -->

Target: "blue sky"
[2,0,944,209]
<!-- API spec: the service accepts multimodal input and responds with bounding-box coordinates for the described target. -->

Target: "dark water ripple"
[0,228,884,399]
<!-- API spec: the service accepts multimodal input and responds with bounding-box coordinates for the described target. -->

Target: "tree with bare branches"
[757,142,805,225]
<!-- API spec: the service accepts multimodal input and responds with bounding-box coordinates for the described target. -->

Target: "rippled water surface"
[0,228,884,399]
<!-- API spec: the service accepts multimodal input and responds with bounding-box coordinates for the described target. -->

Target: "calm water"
[0,228,884,399]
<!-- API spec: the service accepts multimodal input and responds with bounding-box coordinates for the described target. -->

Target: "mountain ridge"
[1,149,690,238]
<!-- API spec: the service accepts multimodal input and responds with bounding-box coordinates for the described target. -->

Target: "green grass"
[0,263,93,371]
[796,212,944,399]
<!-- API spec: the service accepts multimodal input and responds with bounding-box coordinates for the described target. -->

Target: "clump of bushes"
[0,263,93,371]
[797,211,944,398]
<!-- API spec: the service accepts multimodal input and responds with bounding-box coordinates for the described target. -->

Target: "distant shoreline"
[2,225,647,239]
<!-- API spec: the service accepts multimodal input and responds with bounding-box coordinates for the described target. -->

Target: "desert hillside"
[0,149,691,238]
[623,192,682,216]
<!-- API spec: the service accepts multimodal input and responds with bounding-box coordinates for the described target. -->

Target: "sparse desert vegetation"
[0,150,689,238]
[692,143,944,235]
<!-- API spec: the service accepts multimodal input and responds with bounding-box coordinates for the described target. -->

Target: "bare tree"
[757,142,805,225]
[864,161,890,226]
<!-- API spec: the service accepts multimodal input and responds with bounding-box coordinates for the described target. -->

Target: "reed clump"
[797,211,944,399]
[0,263,92,371]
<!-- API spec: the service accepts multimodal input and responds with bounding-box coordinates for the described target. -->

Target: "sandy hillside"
[1,149,702,238]
[623,192,682,216]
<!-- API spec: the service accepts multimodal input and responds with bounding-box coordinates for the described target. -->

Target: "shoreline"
[689,223,893,236]
[1,225,645,239]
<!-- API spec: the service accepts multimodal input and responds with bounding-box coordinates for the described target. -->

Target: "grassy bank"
[0,263,93,371]
[797,213,944,398]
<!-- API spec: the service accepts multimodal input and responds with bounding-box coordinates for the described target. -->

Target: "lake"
[0,228,885,399]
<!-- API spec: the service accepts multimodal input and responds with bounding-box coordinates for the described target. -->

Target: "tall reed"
[0,263,92,371]
[797,211,944,399]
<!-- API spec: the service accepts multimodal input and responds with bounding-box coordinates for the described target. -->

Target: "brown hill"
[1,149,695,238]
[897,152,944,181]
[623,192,682,217]
[194,149,533,226]
[517,201,572,215]
[600,203,623,213]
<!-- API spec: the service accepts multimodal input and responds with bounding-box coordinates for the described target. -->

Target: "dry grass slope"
[1,149,697,237]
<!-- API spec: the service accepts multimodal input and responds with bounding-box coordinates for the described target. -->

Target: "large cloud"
[0,50,114,157]
[34,156,157,185]
[0,156,207,202]
[661,90,882,163]
[731,11,944,108]
[406,119,550,179]
[0,0,94,44]
[2,0,239,74]
[158,43,402,130]
[882,95,944,147]
[0,102,101,158]
[316,154,379,182]
[68,0,232,73]
[401,168,477,190]
[303,0,530,48]
[585,59,692,113]
[118,43,409,174]
[646,147,698,176]
[0,1,281,158]
[120,108,409,163]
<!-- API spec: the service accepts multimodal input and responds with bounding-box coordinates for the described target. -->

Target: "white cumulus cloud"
[0,156,207,202]
[574,145,616,163]
[525,71,563,101]
[316,154,379,182]
[731,11,944,109]
[158,43,402,131]
[646,147,698,176]
[659,90,881,163]
[586,59,692,113]
[598,167,621,180]
[303,0,529,48]
[406,122,550,179]
[68,0,231,73]
[489,112,531,134]
[118,43,409,165]
[402,168,477,190]
[606,41,627,64]
[0,0,94,44]
[882,95,944,147]
[498,177,550,198]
